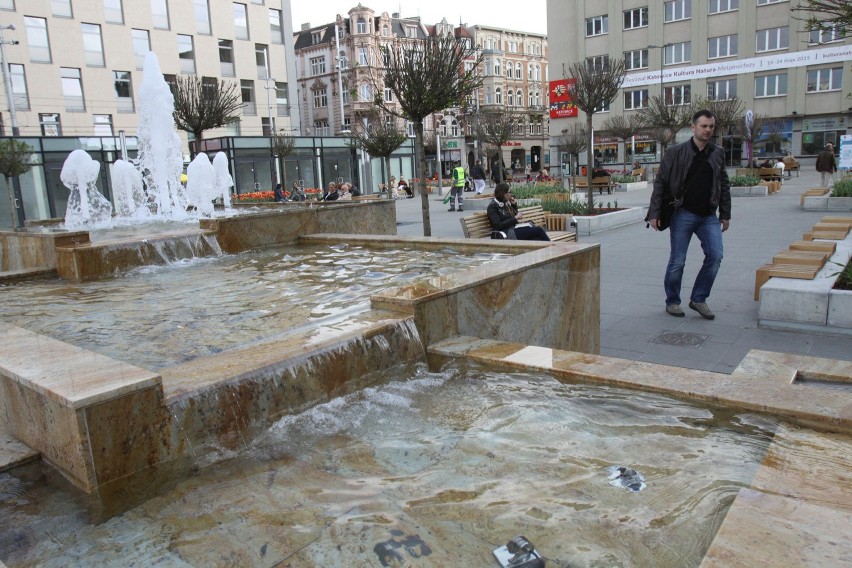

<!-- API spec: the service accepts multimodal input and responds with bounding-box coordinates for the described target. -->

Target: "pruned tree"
[636,95,694,154]
[270,131,295,190]
[736,112,770,168]
[375,34,482,236]
[602,114,643,168]
[565,59,626,210]
[792,0,851,40]
[0,139,33,228]
[764,119,786,159]
[552,124,587,192]
[172,76,243,151]
[475,109,515,184]
[697,97,746,146]
[348,114,408,199]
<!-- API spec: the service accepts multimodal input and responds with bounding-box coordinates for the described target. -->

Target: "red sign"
[549,79,578,119]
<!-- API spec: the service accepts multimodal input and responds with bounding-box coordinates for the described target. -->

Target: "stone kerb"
[730,185,769,197]
[572,207,646,236]
[802,196,852,211]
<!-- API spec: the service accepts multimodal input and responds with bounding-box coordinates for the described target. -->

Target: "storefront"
[802,116,846,156]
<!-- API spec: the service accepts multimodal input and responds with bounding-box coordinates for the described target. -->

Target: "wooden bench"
[631,167,646,181]
[800,188,830,205]
[782,156,800,177]
[459,205,576,242]
[352,194,382,201]
[575,176,615,194]
[758,167,783,182]
[754,263,821,300]
[789,240,836,254]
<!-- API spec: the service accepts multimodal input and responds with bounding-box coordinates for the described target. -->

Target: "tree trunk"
[585,113,595,211]
[4,175,16,229]
[384,156,392,200]
[414,122,432,237]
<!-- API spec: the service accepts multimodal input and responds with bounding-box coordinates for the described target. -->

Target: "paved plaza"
[393,171,852,373]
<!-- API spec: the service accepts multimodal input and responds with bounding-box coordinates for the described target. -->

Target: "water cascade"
[186,153,216,216]
[62,149,113,230]
[111,158,148,219]
[213,152,233,209]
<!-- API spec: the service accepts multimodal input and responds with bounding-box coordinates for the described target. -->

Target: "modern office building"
[547,0,851,167]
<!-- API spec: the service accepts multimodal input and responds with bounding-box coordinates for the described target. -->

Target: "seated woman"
[487,183,550,241]
[290,181,305,201]
[323,182,340,201]
[398,177,413,198]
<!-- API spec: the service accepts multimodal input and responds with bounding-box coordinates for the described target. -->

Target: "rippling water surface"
[0,244,507,370]
[0,365,781,567]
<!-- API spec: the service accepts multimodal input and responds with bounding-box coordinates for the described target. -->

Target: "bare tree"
[172,76,243,150]
[552,124,587,192]
[636,95,694,154]
[735,112,770,168]
[269,131,295,190]
[476,109,516,184]
[374,34,482,236]
[348,114,408,199]
[0,139,33,228]
[764,119,786,159]
[565,59,626,209]
[792,0,851,40]
[698,97,745,146]
[602,114,643,169]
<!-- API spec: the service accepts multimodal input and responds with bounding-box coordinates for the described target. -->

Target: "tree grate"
[652,331,710,347]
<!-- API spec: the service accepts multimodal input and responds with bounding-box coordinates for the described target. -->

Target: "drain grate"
[652,331,710,347]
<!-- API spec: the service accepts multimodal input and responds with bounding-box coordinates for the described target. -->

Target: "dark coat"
[815,149,837,173]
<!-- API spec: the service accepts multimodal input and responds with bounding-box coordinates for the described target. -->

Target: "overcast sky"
[290,0,548,36]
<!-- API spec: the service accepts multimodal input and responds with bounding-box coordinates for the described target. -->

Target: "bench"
[352,194,382,201]
[758,167,783,182]
[575,176,615,194]
[459,205,576,242]
[782,156,800,177]
[800,188,830,205]
[754,264,821,300]
[631,167,646,181]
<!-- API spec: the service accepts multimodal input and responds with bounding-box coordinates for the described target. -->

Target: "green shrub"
[611,174,636,184]
[540,196,591,215]
[830,178,852,197]
[510,184,567,200]
[729,175,761,187]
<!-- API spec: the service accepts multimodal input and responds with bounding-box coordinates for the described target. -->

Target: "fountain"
[61,150,113,231]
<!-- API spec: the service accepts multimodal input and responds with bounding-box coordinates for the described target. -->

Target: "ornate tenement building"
[547,0,851,167]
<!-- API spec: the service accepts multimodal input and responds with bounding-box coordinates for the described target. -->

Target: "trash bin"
[581,166,587,176]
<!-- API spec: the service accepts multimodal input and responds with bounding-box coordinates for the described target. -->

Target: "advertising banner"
[549,79,578,119]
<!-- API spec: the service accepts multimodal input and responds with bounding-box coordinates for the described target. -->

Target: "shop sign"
[445,141,458,148]
[803,117,845,132]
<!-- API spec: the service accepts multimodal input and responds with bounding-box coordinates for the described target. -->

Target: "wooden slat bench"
[783,156,800,177]
[631,167,646,181]
[459,205,576,242]
[771,250,831,267]
[789,240,836,254]
[575,176,615,195]
[800,188,830,205]
[754,264,821,300]
[758,167,783,182]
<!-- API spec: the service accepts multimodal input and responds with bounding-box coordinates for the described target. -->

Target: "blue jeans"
[664,209,724,306]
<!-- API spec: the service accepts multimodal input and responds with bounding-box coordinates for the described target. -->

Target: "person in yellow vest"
[449,161,467,212]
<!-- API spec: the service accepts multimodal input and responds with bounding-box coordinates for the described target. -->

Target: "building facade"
[0,0,300,146]
[547,0,852,168]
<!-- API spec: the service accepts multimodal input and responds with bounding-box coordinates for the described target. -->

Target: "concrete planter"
[827,289,852,327]
[615,181,648,192]
[802,196,852,211]
[730,185,768,197]
[572,206,645,236]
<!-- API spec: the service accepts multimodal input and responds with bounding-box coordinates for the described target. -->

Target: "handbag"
[657,196,674,231]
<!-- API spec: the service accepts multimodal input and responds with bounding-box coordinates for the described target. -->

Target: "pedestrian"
[448,161,466,212]
[816,143,837,188]
[647,109,731,321]
[471,160,487,195]
[273,183,285,202]
[487,183,550,241]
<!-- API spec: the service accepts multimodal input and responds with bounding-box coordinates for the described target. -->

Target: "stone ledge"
[803,196,852,211]
[731,185,769,197]
[573,207,646,236]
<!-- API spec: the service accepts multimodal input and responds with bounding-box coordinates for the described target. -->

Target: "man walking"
[448,161,466,211]
[647,109,731,320]
[471,160,487,195]
[816,143,837,188]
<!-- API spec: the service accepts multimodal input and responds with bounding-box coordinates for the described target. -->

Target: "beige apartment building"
[0,0,300,144]
[547,0,851,168]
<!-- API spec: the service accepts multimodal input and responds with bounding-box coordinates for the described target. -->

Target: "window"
[25,17,51,63]
[9,64,30,110]
[360,84,371,101]
[269,9,283,44]
[754,73,787,97]
[807,67,842,92]
[708,0,738,13]
[625,49,649,70]
[309,56,326,76]
[358,47,369,65]
[665,42,691,64]
[756,27,789,52]
[802,130,842,156]
[707,78,736,100]
[495,87,502,105]
[59,67,86,112]
[177,34,195,74]
[757,0,783,4]
[40,113,61,136]
[586,15,608,37]
[382,25,389,36]
[356,17,367,34]
[194,0,211,35]
[664,0,691,22]
[528,90,534,107]
[508,90,514,106]
[256,44,269,78]
[0,0,14,9]
[241,80,256,114]
[515,62,522,79]
[493,58,500,75]
[708,34,737,59]
[314,120,329,136]
[624,89,648,109]
[52,0,73,17]
[151,0,169,30]
[809,25,844,45]
[132,29,150,70]
[623,7,648,30]
[383,85,393,102]
[311,31,322,44]
[312,87,327,108]
[113,70,134,112]
[505,61,512,78]
[664,84,691,105]
[93,114,113,136]
[219,39,234,76]
[233,3,249,40]
[163,73,177,95]
[586,55,609,72]
[405,25,417,38]
[275,81,288,115]
[451,118,459,137]
[81,23,104,67]
[104,0,123,24]
[338,51,348,70]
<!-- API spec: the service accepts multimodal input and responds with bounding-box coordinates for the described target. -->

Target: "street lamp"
[647,43,672,101]
[0,25,20,136]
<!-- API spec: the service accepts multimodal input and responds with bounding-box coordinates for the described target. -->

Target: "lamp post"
[0,25,20,136]
[647,43,672,101]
